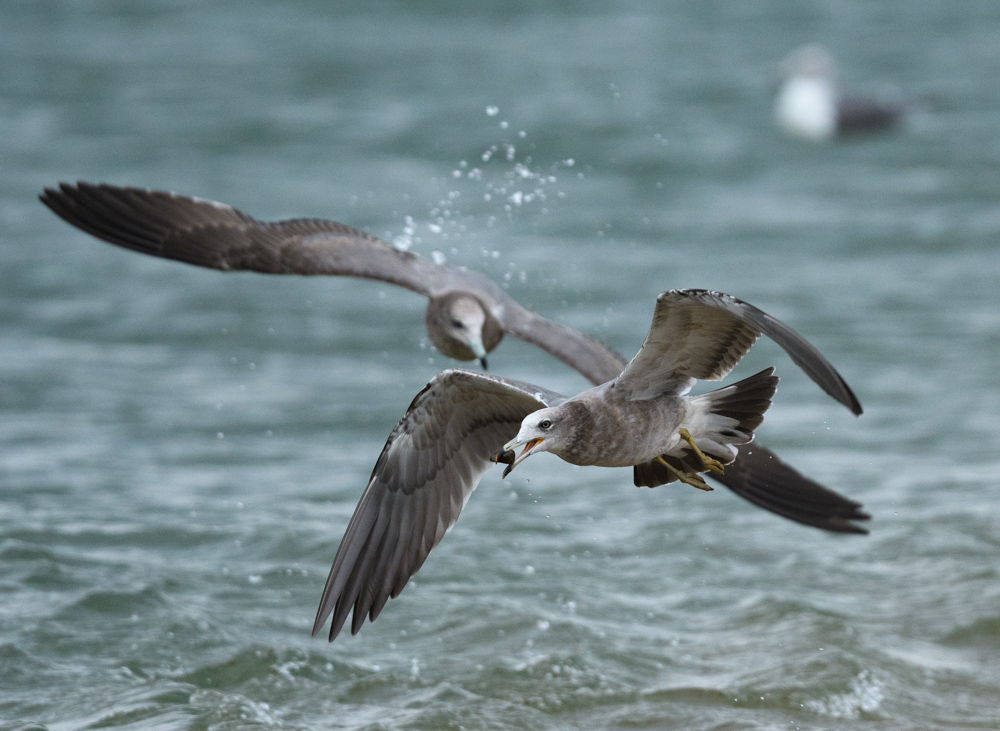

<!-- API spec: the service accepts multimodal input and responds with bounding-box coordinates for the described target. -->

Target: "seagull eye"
[538,419,552,430]
[450,318,464,329]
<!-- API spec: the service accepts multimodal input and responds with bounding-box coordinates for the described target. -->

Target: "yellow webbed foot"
[678,428,725,475]
[655,456,713,492]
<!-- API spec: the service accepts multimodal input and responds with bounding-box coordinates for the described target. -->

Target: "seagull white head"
[425,293,502,369]
[497,407,568,477]
[780,45,838,83]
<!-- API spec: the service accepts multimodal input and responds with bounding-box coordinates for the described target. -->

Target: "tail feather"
[696,366,778,443]
[633,367,778,488]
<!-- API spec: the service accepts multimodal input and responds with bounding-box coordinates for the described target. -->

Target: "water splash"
[804,670,884,720]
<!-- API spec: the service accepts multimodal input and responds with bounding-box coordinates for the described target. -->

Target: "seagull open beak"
[495,436,544,478]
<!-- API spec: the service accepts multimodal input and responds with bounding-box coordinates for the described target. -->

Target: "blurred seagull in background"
[40,182,869,534]
[40,182,621,377]
[776,45,910,141]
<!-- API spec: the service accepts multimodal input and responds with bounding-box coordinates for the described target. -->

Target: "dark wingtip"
[841,381,864,416]
[310,615,326,639]
[311,611,330,641]
[38,184,65,208]
[715,444,872,535]
[479,356,488,370]
[324,617,343,642]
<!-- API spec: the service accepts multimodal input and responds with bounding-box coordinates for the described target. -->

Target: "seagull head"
[426,293,500,368]
[780,45,838,84]
[494,407,566,477]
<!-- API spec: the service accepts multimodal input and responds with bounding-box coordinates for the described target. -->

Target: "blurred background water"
[2,1,1000,728]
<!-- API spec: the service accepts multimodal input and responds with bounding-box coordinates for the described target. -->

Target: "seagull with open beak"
[312,289,865,641]
[496,410,559,477]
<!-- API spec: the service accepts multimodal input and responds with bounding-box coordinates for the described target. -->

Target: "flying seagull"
[39,181,868,533]
[775,45,909,141]
[313,288,851,640]
[39,181,621,379]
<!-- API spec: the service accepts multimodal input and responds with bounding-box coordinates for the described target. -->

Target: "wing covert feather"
[615,290,762,399]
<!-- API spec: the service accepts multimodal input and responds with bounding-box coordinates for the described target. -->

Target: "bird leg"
[678,428,726,475]
[654,456,713,491]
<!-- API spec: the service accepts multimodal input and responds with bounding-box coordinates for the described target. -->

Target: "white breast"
[775,77,838,141]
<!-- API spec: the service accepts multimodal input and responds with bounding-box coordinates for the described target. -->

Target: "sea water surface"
[2,1,1000,729]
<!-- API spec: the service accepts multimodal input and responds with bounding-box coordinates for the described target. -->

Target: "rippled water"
[3,1,1000,729]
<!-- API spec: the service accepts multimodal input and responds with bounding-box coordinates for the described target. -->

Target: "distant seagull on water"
[775,45,909,141]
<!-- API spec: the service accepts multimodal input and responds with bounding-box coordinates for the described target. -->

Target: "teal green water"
[3,1,1000,728]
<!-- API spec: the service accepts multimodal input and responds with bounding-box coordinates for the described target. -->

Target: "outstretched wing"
[313,369,565,641]
[614,289,762,399]
[39,181,462,296]
[712,443,870,534]
[684,290,862,414]
[615,289,862,415]
[39,181,627,381]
